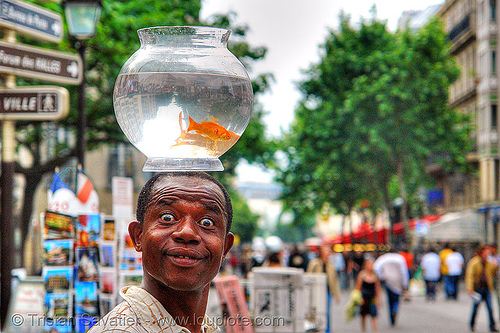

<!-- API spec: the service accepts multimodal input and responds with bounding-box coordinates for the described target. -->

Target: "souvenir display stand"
[41,172,142,333]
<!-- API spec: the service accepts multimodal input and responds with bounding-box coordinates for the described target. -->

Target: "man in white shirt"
[89,172,235,333]
[420,247,441,301]
[373,249,409,326]
[445,247,464,300]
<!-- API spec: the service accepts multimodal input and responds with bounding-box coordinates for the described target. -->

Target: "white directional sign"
[0,0,63,42]
[0,41,82,85]
[0,86,69,120]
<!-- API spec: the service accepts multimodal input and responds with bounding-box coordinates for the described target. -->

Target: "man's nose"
[171,218,201,244]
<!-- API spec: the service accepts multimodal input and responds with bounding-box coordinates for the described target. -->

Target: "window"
[492,104,498,129]
[495,159,500,200]
[492,0,497,21]
[492,50,497,74]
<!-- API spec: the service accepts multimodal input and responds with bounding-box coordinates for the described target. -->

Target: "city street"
[331,287,497,333]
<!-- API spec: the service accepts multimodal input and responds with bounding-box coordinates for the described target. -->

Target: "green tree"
[10,1,272,251]
[278,14,471,235]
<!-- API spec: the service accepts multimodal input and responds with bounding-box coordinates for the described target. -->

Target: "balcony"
[449,15,470,41]
[448,14,475,55]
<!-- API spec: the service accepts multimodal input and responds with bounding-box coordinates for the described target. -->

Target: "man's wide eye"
[161,213,175,222]
[199,219,214,228]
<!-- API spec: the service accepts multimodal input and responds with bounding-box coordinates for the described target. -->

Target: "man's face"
[131,176,234,292]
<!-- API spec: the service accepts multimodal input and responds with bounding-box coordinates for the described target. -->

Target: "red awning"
[394,214,442,234]
[377,228,388,243]
[392,222,405,235]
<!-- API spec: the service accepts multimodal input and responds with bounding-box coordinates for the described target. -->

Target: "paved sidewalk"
[331,288,500,333]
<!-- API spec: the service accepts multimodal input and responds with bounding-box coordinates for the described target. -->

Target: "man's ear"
[222,232,235,262]
[128,221,143,252]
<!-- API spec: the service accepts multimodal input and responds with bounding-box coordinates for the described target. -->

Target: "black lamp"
[62,0,102,169]
[63,0,102,40]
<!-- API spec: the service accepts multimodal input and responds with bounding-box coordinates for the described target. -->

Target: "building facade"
[437,0,500,244]
[435,0,482,211]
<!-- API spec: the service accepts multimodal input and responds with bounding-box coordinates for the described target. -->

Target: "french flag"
[49,171,72,194]
[77,171,94,204]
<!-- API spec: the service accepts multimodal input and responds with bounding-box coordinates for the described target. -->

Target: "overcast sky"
[200,0,443,181]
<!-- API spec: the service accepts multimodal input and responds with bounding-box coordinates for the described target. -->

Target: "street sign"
[0,86,69,120]
[0,0,63,43]
[0,41,82,85]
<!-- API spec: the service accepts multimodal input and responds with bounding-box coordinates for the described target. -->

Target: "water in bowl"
[113,72,253,170]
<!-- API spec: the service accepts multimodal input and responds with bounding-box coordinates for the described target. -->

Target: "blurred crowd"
[219,237,500,333]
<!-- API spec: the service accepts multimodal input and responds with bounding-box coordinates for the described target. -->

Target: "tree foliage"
[277,14,472,232]
[9,0,273,249]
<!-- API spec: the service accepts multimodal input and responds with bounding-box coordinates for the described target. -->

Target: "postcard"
[101,217,115,241]
[75,315,99,333]
[44,292,72,318]
[75,247,99,282]
[76,214,101,247]
[75,281,99,316]
[99,243,115,268]
[119,248,142,271]
[99,268,115,294]
[43,266,73,293]
[99,294,116,317]
[43,211,75,240]
[44,239,73,266]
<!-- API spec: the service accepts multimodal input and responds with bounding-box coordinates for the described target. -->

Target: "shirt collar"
[120,286,219,333]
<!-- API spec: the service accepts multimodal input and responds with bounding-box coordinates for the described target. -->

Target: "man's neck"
[142,273,210,333]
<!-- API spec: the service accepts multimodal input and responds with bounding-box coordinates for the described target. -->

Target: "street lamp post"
[62,0,102,169]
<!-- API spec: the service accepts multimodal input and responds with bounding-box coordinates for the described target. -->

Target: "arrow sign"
[0,0,63,43]
[0,86,69,120]
[0,41,82,85]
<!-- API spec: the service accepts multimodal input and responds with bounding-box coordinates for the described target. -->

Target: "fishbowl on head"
[113,26,253,171]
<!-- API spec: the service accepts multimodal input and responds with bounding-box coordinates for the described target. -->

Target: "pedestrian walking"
[288,243,309,271]
[420,247,441,301]
[332,250,346,285]
[487,244,500,325]
[373,249,409,326]
[355,258,382,333]
[445,247,464,300]
[466,244,499,332]
[399,245,414,301]
[352,250,365,282]
[439,243,453,299]
[399,245,415,279]
[307,244,341,333]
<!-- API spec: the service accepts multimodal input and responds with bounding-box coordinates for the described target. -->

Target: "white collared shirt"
[88,286,218,333]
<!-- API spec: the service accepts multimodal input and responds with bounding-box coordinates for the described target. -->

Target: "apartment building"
[437,0,500,243]
[428,0,482,211]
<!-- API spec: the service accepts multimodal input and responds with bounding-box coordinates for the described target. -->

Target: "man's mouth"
[165,248,205,266]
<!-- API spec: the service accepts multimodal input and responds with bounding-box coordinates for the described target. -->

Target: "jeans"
[470,288,496,330]
[338,269,349,290]
[425,280,438,300]
[448,275,460,299]
[326,291,331,333]
[385,287,401,325]
[443,275,452,299]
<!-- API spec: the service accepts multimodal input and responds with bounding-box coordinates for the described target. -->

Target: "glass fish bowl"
[113,26,253,171]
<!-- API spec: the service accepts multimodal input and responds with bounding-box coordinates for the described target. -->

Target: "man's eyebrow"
[159,199,177,206]
[201,202,222,214]
[149,198,177,209]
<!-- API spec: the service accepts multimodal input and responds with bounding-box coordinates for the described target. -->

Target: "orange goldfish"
[186,116,232,141]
